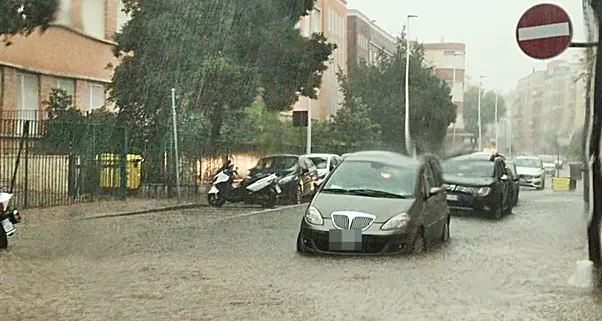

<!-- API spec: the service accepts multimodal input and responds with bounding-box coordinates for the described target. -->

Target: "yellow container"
[98,153,143,190]
[552,177,571,192]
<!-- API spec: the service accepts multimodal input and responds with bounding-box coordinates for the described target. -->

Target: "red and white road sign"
[516,3,573,60]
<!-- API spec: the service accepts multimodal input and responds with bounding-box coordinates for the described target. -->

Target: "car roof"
[305,153,339,158]
[264,154,299,158]
[344,150,421,167]
[514,156,539,160]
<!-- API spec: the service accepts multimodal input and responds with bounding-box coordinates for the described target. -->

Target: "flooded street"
[2,180,602,321]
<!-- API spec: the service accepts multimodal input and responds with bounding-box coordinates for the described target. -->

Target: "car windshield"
[513,158,541,168]
[538,155,555,163]
[254,156,297,170]
[309,156,328,169]
[442,160,494,178]
[322,160,418,197]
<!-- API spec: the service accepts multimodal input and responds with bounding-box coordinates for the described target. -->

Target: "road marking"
[214,203,306,222]
[518,22,570,41]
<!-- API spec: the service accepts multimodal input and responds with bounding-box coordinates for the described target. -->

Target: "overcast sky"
[346,0,587,93]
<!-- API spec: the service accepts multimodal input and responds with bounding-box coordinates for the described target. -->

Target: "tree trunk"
[208,103,224,157]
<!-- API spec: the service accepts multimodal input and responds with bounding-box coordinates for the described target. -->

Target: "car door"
[422,163,440,242]
[496,160,510,209]
[427,160,448,240]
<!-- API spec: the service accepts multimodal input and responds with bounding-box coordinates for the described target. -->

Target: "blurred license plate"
[1,218,15,235]
[328,229,362,251]
[446,194,458,201]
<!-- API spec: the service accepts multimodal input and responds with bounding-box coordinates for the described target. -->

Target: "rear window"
[442,160,494,178]
[254,156,298,170]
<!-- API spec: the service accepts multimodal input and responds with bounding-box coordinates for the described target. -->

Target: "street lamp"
[404,14,418,157]
[494,91,499,151]
[450,51,465,151]
[477,76,486,151]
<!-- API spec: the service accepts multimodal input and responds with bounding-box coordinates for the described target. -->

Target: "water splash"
[568,260,595,290]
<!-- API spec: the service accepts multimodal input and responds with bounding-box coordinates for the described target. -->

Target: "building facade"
[291,0,348,121]
[0,0,130,133]
[346,9,396,69]
[512,61,586,154]
[423,42,467,149]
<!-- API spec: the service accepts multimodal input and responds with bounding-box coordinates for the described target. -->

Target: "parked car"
[250,154,318,204]
[296,151,450,256]
[513,156,546,190]
[505,161,520,206]
[442,153,514,220]
[538,155,557,176]
[305,153,343,188]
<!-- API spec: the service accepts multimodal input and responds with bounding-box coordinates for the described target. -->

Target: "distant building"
[423,42,468,149]
[0,0,129,133]
[288,0,348,121]
[346,9,396,69]
[512,61,586,154]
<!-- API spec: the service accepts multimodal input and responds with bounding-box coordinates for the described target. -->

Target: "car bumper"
[298,220,415,256]
[518,177,543,188]
[446,192,497,215]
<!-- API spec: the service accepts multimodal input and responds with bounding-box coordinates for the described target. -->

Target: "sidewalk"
[22,197,207,224]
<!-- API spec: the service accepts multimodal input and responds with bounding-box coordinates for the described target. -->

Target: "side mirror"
[501,174,510,181]
[429,187,444,195]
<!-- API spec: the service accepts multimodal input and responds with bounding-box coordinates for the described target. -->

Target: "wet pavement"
[2,180,602,321]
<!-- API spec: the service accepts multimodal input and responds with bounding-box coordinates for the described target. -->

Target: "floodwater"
[1,179,601,321]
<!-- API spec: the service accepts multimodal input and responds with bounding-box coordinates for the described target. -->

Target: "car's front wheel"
[411,228,426,254]
[296,233,306,254]
[440,218,450,243]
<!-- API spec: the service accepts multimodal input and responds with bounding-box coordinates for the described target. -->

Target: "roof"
[344,150,420,167]
[264,154,299,158]
[513,155,540,160]
[305,153,339,158]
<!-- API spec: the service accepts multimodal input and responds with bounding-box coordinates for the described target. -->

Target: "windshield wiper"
[347,189,408,199]
[321,188,350,194]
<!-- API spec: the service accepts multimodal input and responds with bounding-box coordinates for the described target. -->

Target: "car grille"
[332,212,375,230]
[444,184,478,194]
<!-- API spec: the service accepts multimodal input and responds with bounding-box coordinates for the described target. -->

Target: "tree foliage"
[110,0,336,156]
[325,36,457,154]
[42,89,122,154]
[0,0,58,45]
[463,85,507,149]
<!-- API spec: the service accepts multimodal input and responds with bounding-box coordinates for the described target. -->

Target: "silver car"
[513,156,546,190]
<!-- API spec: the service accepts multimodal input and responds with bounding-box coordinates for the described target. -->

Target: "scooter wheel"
[208,194,225,207]
[0,226,7,250]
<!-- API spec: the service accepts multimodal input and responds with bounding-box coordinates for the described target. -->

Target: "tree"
[334,35,456,154]
[0,0,58,45]
[463,86,507,150]
[110,0,335,157]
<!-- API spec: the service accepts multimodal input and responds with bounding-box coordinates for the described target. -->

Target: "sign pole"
[171,88,181,200]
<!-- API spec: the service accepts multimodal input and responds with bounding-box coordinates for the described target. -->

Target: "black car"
[296,151,450,256]
[442,153,514,220]
[505,161,520,206]
[250,154,318,204]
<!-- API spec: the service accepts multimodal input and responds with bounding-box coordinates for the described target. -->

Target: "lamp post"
[477,76,486,151]
[450,51,464,150]
[494,91,499,151]
[404,14,418,156]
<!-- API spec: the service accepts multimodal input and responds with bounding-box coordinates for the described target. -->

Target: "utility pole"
[477,76,486,151]
[494,91,499,151]
[404,14,418,156]
[171,88,181,200]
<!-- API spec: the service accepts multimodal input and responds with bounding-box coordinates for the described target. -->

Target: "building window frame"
[82,0,106,39]
[16,72,40,135]
[87,82,106,112]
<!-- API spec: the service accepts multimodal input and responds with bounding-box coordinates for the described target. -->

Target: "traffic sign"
[516,3,573,60]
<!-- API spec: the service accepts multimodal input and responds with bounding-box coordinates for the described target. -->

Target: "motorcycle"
[0,191,21,250]
[207,166,281,208]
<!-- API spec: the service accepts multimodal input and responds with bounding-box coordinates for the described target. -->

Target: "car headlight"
[381,213,411,230]
[304,206,323,225]
[534,174,541,179]
[475,187,491,197]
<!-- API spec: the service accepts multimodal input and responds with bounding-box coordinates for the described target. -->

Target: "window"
[17,73,39,134]
[443,50,457,56]
[54,78,75,97]
[116,0,131,33]
[88,83,106,111]
[56,0,71,25]
[311,8,321,33]
[82,0,106,39]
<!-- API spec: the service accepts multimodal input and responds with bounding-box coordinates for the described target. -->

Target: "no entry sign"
[516,3,573,60]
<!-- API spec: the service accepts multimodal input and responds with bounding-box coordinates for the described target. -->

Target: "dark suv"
[250,154,318,204]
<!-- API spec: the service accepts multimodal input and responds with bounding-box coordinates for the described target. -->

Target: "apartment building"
[0,0,130,134]
[512,61,586,154]
[423,42,468,148]
[291,0,348,121]
[346,9,396,69]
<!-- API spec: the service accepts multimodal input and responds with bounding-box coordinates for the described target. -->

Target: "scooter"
[208,166,281,208]
[0,191,21,250]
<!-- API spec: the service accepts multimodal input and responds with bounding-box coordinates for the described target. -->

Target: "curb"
[82,202,208,220]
